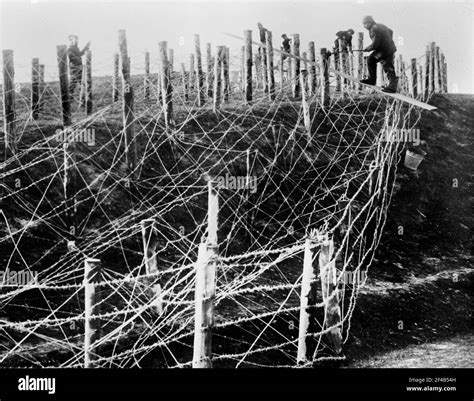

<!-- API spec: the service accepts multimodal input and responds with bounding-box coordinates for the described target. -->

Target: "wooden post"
[181,63,189,101]
[410,58,418,98]
[144,51,150,99]
[441,53,447,93]
[31,58,40,120]
[376,63,384,88]
[159,41,173,130]
[297,237,317,364]
[118,30,137,180]
[291,34,300,98]
[319,235,342,354]
[429,42,435,93]
[435,46,442,93]
[363,54,368,79]
[300,73,311,139]
[189,54,195,91]
[56,45,71,126]
[141,219,163,314]
[279,52,284,92]
[264,31,275,100]
[418,64,424,98]
[206,43,213,98]
[84,50,92,114]
[168,49,174,72]
[338,39,347,93]
[38,64,45,112]
[113,53,119,102]
[213,46,224,112]
[308,42,316,96]
[357,33,364,90]
[195,35,205,106]
[424,45,430,99]
[260,35,268,94]
[84,258,102,368]
[254,53,261,89]
[222,47,230,102]
[192,180,218,368]
[2,49,16,153]
[320,48,330,107]
[241,45,245,92]
[244,30,253,103]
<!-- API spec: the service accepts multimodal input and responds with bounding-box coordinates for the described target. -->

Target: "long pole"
[2,49,16,153]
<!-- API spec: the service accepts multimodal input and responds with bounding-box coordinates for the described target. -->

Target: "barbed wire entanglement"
[0,31,445,368]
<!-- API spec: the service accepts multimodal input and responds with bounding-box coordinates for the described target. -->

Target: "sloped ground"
[342,94,474,367]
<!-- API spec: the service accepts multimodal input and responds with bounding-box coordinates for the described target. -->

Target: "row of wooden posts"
[2,30,448,154]
[83,179,343,367]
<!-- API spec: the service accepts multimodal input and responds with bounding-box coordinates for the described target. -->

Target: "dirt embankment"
[343,94,474,367]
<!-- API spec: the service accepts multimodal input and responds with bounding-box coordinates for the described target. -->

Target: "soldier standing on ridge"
[67,35,90,98]
[360,16,398,93]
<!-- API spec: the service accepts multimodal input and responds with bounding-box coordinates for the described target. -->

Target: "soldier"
[334,29,354,54]
[360,16,398,93]
[67,35,90,98]
[281,33,291,58]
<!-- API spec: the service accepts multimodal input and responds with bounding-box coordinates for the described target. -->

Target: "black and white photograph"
[0,0,472,399]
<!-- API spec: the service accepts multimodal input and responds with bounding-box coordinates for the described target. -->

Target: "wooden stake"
[189,54,195,91]
[308,42,316,96]
[181,63,189,101]
[118,30,137,180]
[429,42,435,93]
[56,45,71,126]
[84,258,102,368]
[192,180,218,368]
[319,236,342,354]
[266,32,275,100]
[297,237,317,364]
[244,30,253,103]
[195,35,205,106]
[357,33,364,90]
[213,46,224,112]
[113,53,119,102]
[320,48,330,107]
[144,51,150,99]
[338,39,347,92]
[291,34,300,98]
[84,50,92,114]
[168,48,174,72]
[159,41,173,130]
[424,45,430,99]
[300,72,311,139]
[222,47,230,102]
[418,64,424,98]
[206,43,213,98]
[410,58,418,98]
[241,45,245,91]
[435,46,442,92]
[141,219,163,314]
[31,58,40,120]
[376,63,384,88]
[279,51,284,93]
[2,49,16,152]
[38,64,45,112]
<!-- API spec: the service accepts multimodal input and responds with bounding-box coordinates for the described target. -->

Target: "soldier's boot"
[382,77,398,93]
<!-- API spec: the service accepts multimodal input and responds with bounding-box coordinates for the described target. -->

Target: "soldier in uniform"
[67,35,90,98]
[334,29,354,54]
[360,16,398,93]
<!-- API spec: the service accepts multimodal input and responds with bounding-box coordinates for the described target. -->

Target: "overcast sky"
[1,0,473,93]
